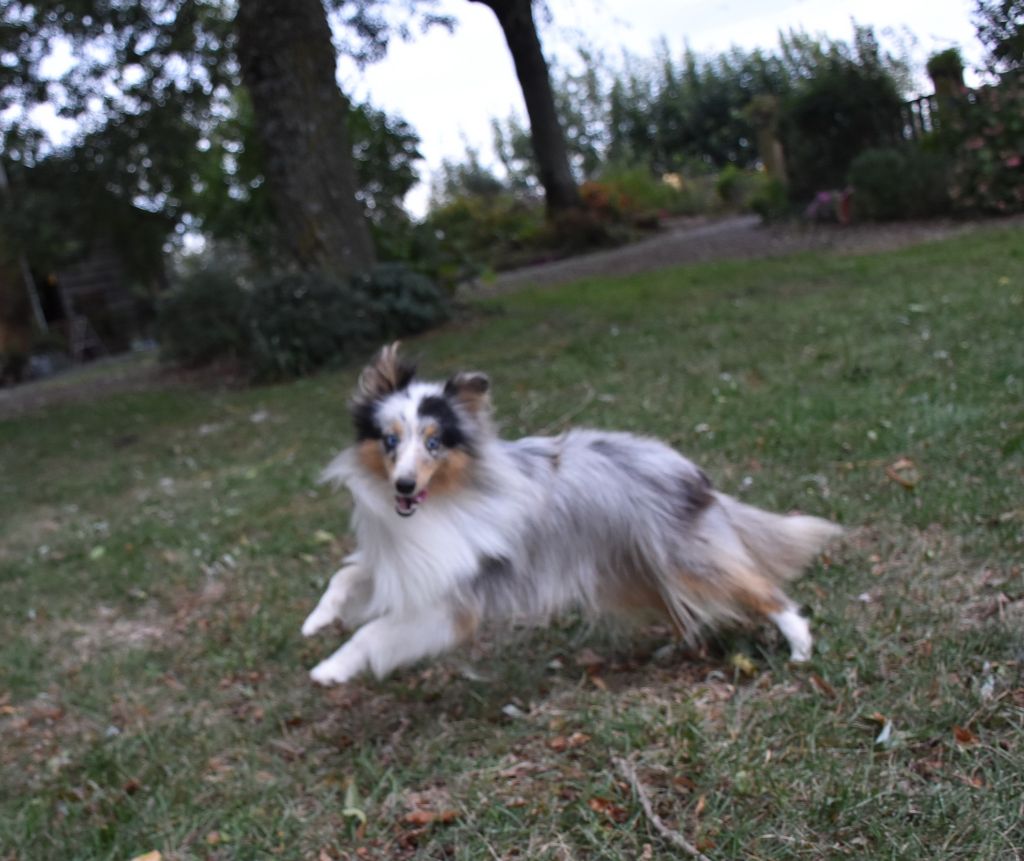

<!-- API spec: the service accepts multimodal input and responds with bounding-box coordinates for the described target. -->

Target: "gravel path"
[488,213,1024,293]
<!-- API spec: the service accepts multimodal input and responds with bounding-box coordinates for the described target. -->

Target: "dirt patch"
[61,604,172,665]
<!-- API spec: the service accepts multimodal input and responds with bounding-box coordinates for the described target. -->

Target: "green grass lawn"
[2,228,1023,860]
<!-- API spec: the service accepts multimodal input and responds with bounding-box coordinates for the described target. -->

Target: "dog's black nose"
[395,478,416,496]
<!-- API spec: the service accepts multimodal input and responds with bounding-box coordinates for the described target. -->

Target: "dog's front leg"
[301,559,372,637]
[309,603,474,686]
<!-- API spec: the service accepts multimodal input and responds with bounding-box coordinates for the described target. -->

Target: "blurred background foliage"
[0,1,1021,382]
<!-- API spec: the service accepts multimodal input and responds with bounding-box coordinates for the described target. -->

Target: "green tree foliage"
[974,0,1024,74]
[471,25,909,205]
[0,0,443,281]
[197,91,423,266]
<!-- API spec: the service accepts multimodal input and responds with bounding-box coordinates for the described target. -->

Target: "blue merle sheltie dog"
[302,343,841,685]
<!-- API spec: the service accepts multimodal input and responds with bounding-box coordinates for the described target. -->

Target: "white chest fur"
[325,444,534,616]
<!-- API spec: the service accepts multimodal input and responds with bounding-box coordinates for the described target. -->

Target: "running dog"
[303,343,841,685]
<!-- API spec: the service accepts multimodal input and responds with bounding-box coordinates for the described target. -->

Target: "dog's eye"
[382,433,399,451]
[425,435,441,454]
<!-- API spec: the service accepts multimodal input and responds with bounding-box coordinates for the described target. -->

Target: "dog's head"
[350,342,491,517]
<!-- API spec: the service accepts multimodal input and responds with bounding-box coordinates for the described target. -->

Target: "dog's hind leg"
[309,603,477,685]
[302,557,373,637]
[767,601,812,662]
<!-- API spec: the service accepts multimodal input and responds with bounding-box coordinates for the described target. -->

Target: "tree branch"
[613,756,713,861]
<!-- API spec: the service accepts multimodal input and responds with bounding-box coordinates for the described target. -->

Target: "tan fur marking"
[413,457,440,492]
[453,606,480,642]
[356,440,389,481]
[600,574,675,619]
[677,569,784,617]
[427,449,474,495]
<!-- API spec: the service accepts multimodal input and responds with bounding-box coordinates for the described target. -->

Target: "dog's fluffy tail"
[713,492,842,584]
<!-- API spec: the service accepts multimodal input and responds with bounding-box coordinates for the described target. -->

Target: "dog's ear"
[444,371,491,416]
[355,342,416,403]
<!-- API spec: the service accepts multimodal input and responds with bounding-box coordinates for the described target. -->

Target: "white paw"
[770,606,812,663]
[301,604,335,637]
[789,639,813,663]
[309,646,365,686]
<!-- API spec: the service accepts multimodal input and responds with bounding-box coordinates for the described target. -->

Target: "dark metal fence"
[901,94,938,141]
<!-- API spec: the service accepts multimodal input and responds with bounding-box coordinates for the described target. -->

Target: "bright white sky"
[337,0,985,216]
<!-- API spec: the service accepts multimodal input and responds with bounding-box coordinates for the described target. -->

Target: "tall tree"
[235,0,376,277]
[469,0,580,215]
[0,0,438,279]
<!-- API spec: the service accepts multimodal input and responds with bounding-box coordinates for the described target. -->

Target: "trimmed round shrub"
[243,272,379,381]
[158,263,448,381]
[157,265,248,367]
[355,263,451,337]
[848,146,952,220]
[750,176,791,221]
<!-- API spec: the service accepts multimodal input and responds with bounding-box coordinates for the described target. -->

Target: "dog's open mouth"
[395,489,428,517]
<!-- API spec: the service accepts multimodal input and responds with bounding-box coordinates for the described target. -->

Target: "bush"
[242,272,379,381]
[715,164,743,205]
[750,176,791,221]
[848,146,951,220]
[355,264,451,340]
[424,193,546,279]
[543,207,618,253]
[945,75,1024,214]
[714,164,775,211]
[781,57,905,202]
[592,164,680,215]
[158,263,448,381]
[157,265,249,367]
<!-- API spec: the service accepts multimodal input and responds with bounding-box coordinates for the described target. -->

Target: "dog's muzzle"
[395,489,428,517]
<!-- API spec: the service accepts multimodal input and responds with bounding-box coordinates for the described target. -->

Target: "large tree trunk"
[472,0,581,215]
[235,0,376,277]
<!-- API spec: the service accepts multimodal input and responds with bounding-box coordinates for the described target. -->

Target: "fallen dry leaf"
[129,853,162,861]
[808,672,837,699]
[885,457,920,490]
[587,796,628,823]
[673,774,697,792]
[953,725,979,745]
[548,731,591,752]
[729,653,757,676]
[403,809,459,827]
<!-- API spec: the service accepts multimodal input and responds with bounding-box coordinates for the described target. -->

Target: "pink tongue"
[414,490,428,503]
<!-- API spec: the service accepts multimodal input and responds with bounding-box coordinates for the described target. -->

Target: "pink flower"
[965,136,985,151]
[1004,154,1022,168]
